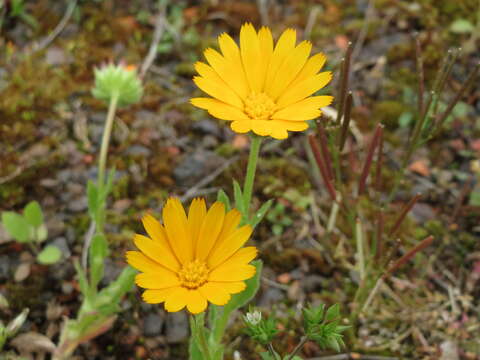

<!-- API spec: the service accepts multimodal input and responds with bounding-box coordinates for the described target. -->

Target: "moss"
[371,101,405,129]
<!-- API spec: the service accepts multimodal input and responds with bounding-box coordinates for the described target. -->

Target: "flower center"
[244,92,276,120]
[177,260,209,289]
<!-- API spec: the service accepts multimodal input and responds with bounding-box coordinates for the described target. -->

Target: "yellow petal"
[163,197,192,264]
[204,47,248,100]
[142,213,177,255]
[251,120,271,137]
[208,225,252,268]
[217,281,247,294]
[293,53,327,85]
[276,71,332,108]
[142,288,176,304]
[210,209,242,254]
[209,264,256,282]
[272,120,309,132]
[240,23,262,93]
[135,271,180,289]
[219,246,258,268]
[133,234,180,272]
[269,126,289,140]
[193,75,243,109]
[264,28,296,91]
[164,287,189,312]
[257,26,274,91]
[231,120,253,134]
[186,290,208,314]
[267,41,312,99]
[272,96,333,120]
[126,250,164,273]
[277,71,332,108]
[187,198,207,249]
[190,98,249,121]
[196,202,225,260]
[198,282,231,306]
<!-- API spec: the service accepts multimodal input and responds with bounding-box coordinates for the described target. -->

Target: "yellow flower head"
[191,23,333,140]
[126,197,257,314]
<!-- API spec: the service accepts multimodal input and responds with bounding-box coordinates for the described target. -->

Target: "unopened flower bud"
[92,63,143,106]
[244,310,262,326]
[6,308,29,337]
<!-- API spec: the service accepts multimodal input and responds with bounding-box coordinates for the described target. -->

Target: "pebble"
[51,237,71,259]
[143,312,164,337]
[258,287,284,307]
[165,312,188,343]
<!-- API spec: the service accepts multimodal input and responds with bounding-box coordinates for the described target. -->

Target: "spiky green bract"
[302,303,349,352]
[244,309,278,345]
[92,64,143,106]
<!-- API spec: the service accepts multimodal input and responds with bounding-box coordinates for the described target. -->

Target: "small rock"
[14,262,31,282]
[192,119,220,137]
[143,313,164,336]
[45,46,71,65]
[51,237,71,259]
[165,312,188,343]
[303,275,327,292]
[0,255,11,281]
[258,287,284,307]
[173,151,224,187]
[411,203,436,223]
[101,259,123,285]
[67,197,88,213]
[126,145,151,156]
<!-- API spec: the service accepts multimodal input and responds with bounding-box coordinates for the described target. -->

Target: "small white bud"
[244,310,262,326]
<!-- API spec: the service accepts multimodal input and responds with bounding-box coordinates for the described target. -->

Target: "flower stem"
[192,314,212,360]
[97,93,119,188]
[243,134,262,218]
[286,336,308,360]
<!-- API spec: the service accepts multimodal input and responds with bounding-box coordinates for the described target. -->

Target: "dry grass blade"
[375,208,384,261]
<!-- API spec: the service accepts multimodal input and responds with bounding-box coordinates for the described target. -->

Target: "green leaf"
[325,304,340,322]
[398,112,413,128]
[251,199,273,228]
[74,260,93,304]
[450,19,475,33]
[36,224,48,243]
[97,266,136,305]
[233,180,245,215]
[37,245,62,264]
[89,233,109,289]
[469,189,480,206]
[216,189,231,211]
[87,180,99,218]
[1,212,31,243]
[24,201,43,227]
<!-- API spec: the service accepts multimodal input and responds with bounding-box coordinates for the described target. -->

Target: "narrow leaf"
[251,199,273,228]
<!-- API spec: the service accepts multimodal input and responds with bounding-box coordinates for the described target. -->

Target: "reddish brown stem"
[308,135,336,200]
[317,122,335,181]
[375,127,384,192]
[383,236,434,278]
[358,124,383,195]
[375,208,384,261]
[388,193,421,237]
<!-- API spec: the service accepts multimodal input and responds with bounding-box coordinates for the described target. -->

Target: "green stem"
[243,135,262,218]
[97,94,119,188]
[192,314,212,360]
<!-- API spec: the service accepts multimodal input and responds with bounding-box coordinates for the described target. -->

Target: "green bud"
[244,310,278,345]
[92,63,143,106]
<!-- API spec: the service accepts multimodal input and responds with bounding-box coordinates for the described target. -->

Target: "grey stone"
[165,312,188,343]
[143,313,164,337]
[51,237,71,259]
[173,151,224,187]
[258,287,284,307]
[192,119,220,137]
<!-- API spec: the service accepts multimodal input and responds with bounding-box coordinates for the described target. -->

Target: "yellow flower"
[191,23,333,140]
[126,197,257,314]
